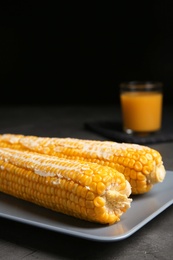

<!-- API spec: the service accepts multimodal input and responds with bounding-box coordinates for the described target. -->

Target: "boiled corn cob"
[0,134,166,194]
[0,147,132,225]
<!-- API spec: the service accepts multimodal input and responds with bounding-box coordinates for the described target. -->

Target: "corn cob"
[0,147,132,225]
[0,134,166,195]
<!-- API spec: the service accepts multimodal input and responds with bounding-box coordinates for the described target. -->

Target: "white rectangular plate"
[0,171,173,242]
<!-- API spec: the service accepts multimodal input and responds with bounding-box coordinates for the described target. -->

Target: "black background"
[0,1,173,106]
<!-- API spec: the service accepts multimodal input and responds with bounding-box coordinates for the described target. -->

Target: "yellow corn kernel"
[0,134,166,194]
[0,147,132,225]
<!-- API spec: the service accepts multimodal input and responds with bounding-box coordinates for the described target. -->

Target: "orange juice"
[120,91,163,133]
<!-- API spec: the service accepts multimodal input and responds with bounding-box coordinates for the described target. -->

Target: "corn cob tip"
[150,163,166,184]
[104,180,132,223]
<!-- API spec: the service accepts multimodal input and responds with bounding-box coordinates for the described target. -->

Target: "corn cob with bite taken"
[0,134,166,194]
[0,147,132,225]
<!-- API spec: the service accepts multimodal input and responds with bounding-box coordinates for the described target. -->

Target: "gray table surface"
[0,105,173,260]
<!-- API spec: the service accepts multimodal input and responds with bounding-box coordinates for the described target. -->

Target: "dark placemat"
[84,120,173,145]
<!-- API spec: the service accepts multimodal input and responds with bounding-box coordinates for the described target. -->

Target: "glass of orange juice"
[120,81,163,135]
